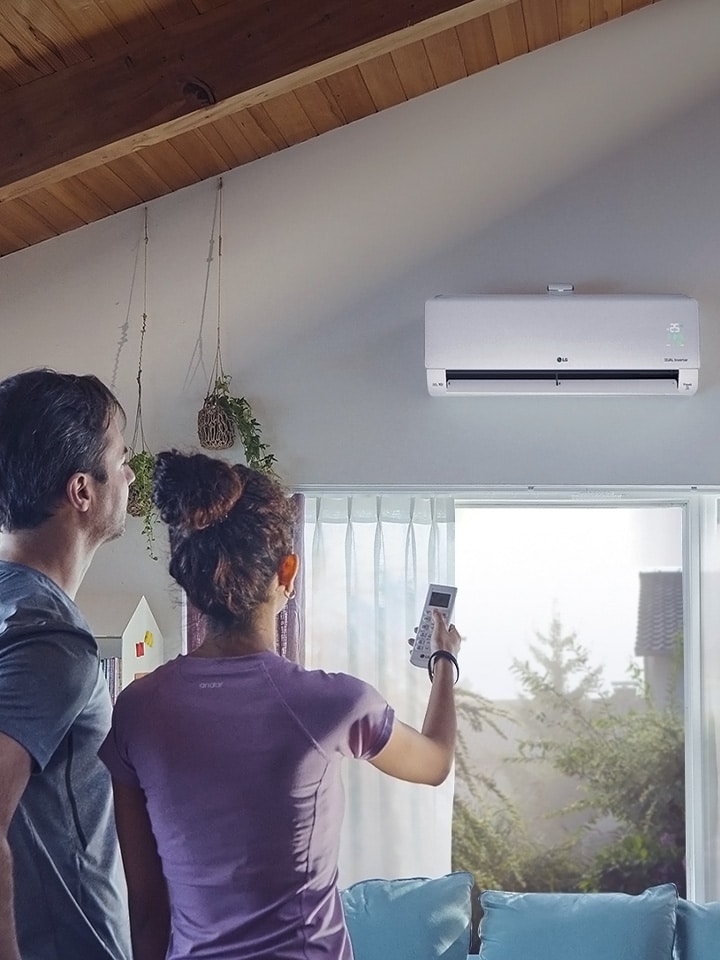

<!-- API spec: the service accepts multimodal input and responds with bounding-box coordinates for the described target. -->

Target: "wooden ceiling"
[0,0,660,259]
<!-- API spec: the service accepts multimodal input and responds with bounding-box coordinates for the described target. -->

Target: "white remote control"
[409,583,457,668]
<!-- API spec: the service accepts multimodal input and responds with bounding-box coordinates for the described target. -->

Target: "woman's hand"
[407,611,461,658]
[430,609,461,658]
[374,611,462,786]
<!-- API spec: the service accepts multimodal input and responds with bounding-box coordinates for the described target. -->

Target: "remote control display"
[410,583,457,668]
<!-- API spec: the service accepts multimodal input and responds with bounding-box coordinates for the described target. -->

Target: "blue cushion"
[341,872,474,960]
[478,883,677,960]
[674,900,720,960]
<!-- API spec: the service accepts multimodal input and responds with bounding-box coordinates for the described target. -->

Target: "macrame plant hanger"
[196,179,278,473]
[197,178,236,449]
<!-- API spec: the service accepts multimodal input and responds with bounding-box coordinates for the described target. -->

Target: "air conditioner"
[425,293,699,396]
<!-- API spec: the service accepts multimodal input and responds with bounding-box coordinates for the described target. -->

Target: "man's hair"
[0,369,123,532]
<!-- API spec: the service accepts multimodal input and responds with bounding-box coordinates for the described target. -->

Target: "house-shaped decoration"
[79,593,165,692]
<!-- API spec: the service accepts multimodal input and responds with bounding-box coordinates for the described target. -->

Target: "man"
[0,369,134,960]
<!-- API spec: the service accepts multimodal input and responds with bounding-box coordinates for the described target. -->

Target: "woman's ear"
[278,554,299,595]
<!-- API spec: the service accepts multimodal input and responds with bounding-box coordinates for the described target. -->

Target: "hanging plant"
[197,179,278,476]
[127,208,158,559]
[127,450,155,519]
[201,374,277,475]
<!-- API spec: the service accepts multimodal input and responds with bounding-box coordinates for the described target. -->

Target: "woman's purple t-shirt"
[99,651,394,960]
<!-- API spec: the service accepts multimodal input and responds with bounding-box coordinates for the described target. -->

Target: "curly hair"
[152,450,297,631]
[0,368,123,531]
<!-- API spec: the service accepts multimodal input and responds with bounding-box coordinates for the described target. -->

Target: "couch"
[340,873,720,959]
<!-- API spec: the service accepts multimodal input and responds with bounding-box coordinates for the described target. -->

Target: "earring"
[284,589,296,601]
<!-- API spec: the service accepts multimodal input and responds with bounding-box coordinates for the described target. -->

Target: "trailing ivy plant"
[127,449,157,560]
[203,374,278,476]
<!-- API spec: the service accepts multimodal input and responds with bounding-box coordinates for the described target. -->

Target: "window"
[303,490,720,900]
[452,503,684,895]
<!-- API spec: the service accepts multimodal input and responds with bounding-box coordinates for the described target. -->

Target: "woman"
[100,450,461,960]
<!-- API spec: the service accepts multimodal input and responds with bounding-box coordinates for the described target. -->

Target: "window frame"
[300,483,720,900]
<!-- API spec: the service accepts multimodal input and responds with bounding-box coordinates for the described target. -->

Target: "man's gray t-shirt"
[0,560,130,960]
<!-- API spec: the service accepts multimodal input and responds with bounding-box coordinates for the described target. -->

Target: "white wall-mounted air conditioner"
[425,293,699,396]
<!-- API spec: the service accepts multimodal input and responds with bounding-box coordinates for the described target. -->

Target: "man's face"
[91,416,135,545]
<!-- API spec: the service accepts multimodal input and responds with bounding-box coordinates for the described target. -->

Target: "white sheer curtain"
[304,494,455,886]
[686,494,720,901]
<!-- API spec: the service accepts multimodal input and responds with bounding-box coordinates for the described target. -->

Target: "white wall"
[2,0,720,640]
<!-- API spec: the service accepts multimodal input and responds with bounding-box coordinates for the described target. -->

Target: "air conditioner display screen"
[666,322,685,347]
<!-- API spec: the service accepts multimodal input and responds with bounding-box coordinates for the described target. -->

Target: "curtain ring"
[285,589,296,601]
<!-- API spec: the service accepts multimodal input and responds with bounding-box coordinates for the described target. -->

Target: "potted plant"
[198,374,277,476]
[127,448,157,552]
[196,180,277,476]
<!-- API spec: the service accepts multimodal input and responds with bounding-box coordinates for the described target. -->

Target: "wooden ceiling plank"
[556,0,590,37]
[227,111,279,160]
[46,176,116,221]
[293,81,347,134]
[21,187,87,233]
[105,153,175,199]
[521,0,559,51]
[190,0,227,10]
[93,0,163,43]
[2,1,90,70]
[145,0,204,29]
[190,123,244,170]
[132,140,200,191]
[318,66,377,124]
[74,166,144,211]
[0,9,73,77]
[0,214,30,254]
[358,55,407,112]
[0,31,52,85]
[455,15,499,74]
[424,28,468,86]
[262,92,318,146]
[622,0,653,11]
[0,0,517,202]
[0,198,58,244]
[590,0,622,25]
[204,114,260,164]
[489,1,529,63]
[165,128,230,179]
[35,0,128,62]
[392,42,438,101]
[246,105,290,150]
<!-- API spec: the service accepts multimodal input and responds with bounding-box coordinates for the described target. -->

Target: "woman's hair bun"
[152,449,245,531]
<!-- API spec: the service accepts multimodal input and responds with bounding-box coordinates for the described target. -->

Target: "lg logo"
[556,356,569,363]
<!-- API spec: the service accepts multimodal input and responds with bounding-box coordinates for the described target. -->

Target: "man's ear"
[278,553,299,592]
[66,473,93,514]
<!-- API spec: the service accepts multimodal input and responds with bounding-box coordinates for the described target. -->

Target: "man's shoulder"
[0,559,90,642]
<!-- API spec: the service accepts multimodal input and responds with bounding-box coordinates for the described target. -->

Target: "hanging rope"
[131,207,149,454]
[195,178,277,470]
[198,178,235,449]
[208,177,225,392]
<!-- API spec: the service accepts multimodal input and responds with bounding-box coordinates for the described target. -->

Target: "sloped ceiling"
[0,0,660,258]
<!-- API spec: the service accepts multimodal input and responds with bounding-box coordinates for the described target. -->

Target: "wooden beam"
[2,0,514,203]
